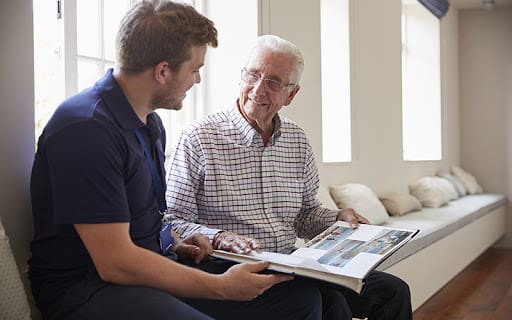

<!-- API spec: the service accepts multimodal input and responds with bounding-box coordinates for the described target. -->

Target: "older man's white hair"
[245,34,304,85]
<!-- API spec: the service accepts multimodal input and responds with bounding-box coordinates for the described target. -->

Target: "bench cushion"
[376,194,505,270]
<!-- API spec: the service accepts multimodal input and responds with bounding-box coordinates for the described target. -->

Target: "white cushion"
[378,192,422,217]
[329,183,389,225]
[451,165,483,194]
[0,218,32,320]
[437,177,459,201]
[437,171,466,197]
[317,185,338,210]
[409,176,453,208]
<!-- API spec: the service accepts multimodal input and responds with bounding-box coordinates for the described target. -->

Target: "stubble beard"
[151,95,183,111]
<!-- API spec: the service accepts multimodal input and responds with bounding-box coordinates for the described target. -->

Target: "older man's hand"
[337,208,370,228]
[213,231,260,254]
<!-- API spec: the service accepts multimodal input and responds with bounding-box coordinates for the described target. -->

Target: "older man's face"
[239,48,299,127]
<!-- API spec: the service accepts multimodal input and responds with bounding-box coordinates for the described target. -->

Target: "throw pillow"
[378,192,422,217]
[329,183,389,225]
[409,176,453,208]
[437,177,459,201]
[437,171,466,197]
[450,165,483,194]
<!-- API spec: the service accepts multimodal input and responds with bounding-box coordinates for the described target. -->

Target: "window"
[34,0,135,141]
[320,0,351,163]
[33,0,65,139]
[156,0,258,150]
[33,0,258,152]
[401,0,441,161]
[76,0,131,91]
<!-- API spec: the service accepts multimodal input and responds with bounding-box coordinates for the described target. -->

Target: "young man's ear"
[154,61,170,85]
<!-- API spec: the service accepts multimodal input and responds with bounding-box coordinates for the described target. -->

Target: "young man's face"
[152,44,207,111]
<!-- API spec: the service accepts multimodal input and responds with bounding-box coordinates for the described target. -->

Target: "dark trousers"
[187,259,412,320]
[42,260,324,320]
[313,270,413,320]
[182,258,326,320]
[42,261,410,320]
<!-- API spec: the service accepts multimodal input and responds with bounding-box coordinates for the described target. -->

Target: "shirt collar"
[94,68,145,131]
[231,100,283,147]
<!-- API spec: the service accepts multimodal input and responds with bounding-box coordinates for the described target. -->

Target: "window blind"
[418,0,449,18]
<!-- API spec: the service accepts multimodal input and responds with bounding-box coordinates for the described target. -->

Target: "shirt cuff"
[325,208,339,225]
[202,228,223,243]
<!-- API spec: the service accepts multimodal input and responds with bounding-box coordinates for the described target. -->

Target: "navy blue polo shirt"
[29,69,168,312]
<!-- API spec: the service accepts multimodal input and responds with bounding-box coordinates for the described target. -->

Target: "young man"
[166,34,413,320]
[29,2,324,319]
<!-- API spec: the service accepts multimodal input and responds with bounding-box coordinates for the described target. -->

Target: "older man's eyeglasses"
[241,68,295,93]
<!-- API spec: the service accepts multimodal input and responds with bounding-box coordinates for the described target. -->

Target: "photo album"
[211,221,419,293]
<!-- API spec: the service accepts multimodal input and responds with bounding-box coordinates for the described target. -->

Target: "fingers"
[241,262,294,284]
[243,260,270,273]
[357,214,370,224]
[214,232,259,254]
[268,273,295,285]
[249,238,261,251]
[187,245,203,264]
[222,262,294,301]
[220,233,246,253]
[190,233,213,263]
[338,208,370,227]
[176,233,212,263]
[347,214,360,228]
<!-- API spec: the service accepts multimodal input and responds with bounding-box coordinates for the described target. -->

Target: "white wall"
[459,7,512,246]
[0,0,35,270]
[268,0,460,194]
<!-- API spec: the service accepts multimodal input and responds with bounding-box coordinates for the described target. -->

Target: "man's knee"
[268,279,323,319]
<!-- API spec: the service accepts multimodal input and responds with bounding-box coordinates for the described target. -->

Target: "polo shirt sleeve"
[45,120,129,224]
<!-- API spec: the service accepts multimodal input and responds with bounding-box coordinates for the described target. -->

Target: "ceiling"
[450,0,512,10]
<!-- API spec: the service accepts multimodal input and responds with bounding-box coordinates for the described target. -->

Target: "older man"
[166,34,413,320]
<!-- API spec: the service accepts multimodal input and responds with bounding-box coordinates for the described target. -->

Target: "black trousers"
[310,270,413,320]
[43,260,410,320]
[189,259,412,320]
[43,260,324,320]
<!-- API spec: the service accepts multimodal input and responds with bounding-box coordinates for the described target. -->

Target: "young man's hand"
[217,261,293,301]
[174,232,212,264]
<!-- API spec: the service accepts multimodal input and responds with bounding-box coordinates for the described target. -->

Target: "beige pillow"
[378,192,422,217]
[409,176,453,208]
[317,185,338,210]
[451,165,483,194]
[329,183,389,225]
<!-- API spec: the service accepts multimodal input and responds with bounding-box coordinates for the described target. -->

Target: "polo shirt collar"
[94,69,145,131]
